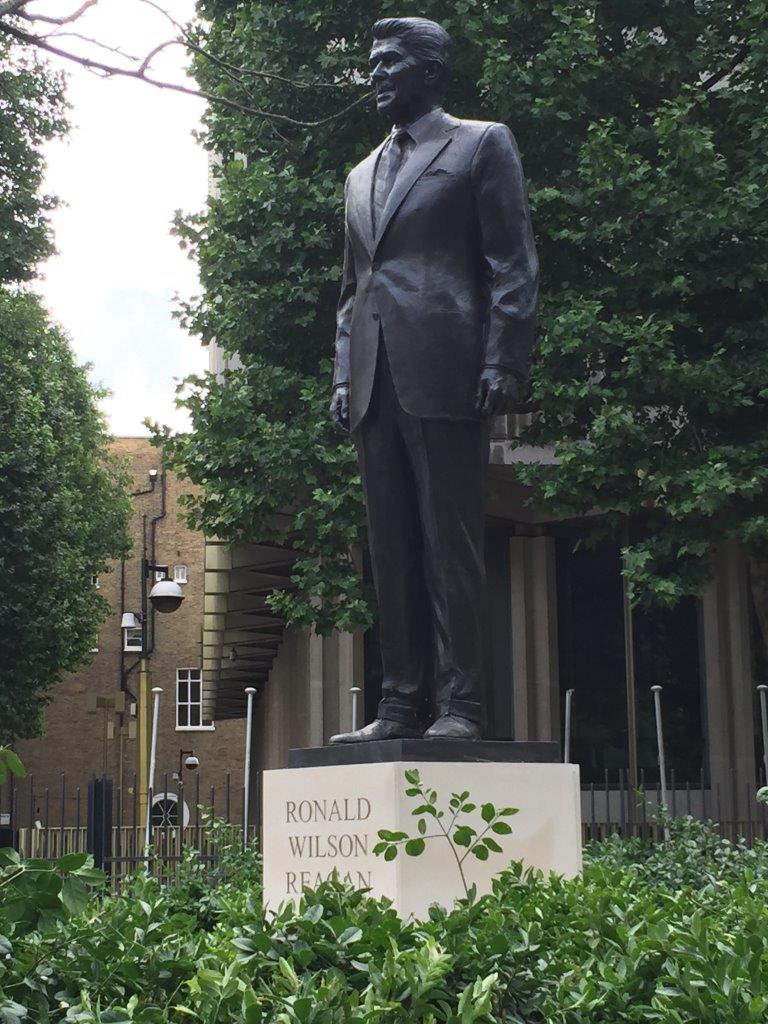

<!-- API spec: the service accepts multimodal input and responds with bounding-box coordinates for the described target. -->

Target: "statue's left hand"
[475,366,519,417]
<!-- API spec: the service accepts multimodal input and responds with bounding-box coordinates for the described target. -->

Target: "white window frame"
[150,792,191,828]
[91,574,100,589]
[154,565,169,583]
[176,668,214,731]
[173,564,188,584]
[124,626,143,652]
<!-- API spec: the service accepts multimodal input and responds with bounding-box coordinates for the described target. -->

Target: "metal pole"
[757,686,768,787]
[350,686,362,732]
[563,688,575,763]
[144,686,162,855]
[243,687,256,852]
[621,551,639,789]
[651,685,670,841]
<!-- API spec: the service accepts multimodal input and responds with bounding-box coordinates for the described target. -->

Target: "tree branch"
[700,43,750,92]
[136,37,176,75]
[41,29,140,62]
[0,0,27,17]
[18,0,101,25]
[0,18,372,127]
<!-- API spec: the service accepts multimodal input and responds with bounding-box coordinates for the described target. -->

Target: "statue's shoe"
[329,718,423,744]
[423,714,482,740]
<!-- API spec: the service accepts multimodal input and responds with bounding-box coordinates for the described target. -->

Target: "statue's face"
[369,36,430,120]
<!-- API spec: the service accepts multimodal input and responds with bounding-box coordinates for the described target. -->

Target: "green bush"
[2,817,768,1023]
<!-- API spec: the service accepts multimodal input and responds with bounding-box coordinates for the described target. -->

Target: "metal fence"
[580,766,768,844]
[5,766,767,885]
[3,771,260,885]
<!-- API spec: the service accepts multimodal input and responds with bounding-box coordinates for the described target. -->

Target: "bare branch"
[136,0,183,33]
[136,37,176,75]
[189,34,351,90]
[41,30,140,62]
[700,42,749,92]
[19,0,100,25]
[0,0,28,17]
[0,18,373,128]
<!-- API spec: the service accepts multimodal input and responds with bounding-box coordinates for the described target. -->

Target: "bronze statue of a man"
[329,17,538,743]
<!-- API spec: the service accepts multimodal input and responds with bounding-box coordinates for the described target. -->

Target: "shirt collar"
[392,106,445,145]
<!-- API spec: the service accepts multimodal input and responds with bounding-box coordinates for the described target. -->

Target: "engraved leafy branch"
[373,769,518,898]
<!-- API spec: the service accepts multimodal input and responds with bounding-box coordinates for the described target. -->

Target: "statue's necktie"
[372,128,411,234]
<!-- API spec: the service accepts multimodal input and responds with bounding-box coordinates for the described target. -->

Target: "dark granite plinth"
[288,738,559,768]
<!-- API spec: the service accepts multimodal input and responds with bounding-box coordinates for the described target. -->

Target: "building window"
[150,792,190,828]
[124,627,143,652]
[555,526,705,785]
[174,564,188,584]
[176,668,214,730]
[154,565,169,582]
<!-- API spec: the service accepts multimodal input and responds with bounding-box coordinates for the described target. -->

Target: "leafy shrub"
[1,818,767,1023]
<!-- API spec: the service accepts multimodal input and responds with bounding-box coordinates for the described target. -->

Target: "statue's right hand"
[330,384,350,432]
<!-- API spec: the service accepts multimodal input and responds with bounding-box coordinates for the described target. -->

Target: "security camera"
[148,578,185,613]
[184,754,200,771]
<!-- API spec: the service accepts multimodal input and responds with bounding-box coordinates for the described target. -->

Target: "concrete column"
[701,542,756,820]
[307,629,324,748]
[321,630,364,742]
[509,536,560,743]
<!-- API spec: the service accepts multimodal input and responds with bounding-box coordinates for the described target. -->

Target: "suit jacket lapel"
[374,132,453,249]
[349,142,384,256]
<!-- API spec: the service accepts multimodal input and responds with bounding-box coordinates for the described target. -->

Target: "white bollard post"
[651,685,670,841]
[563,688,575,763]
[243,687,256,852]
[144,686,163,858]
[350,686,362,732]
[757,686,768,786]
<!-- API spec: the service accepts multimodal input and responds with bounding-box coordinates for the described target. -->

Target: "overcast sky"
[38,0,208,435]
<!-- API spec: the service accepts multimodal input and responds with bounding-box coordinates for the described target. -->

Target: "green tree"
[0,34,131,737]
[0,31,65,280]
[158,0,768,653]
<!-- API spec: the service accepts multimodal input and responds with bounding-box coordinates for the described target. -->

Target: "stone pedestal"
[263,742,581,919]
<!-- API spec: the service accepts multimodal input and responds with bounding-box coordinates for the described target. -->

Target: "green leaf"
[57,852,88,872]
[482,837,503,853]
[404,838,425,856]
[481,803,495,823]
[453,826,476,847]
[59,875,90,915]
[491,822,513,835]
[2,751,25,779]
[383,846,397,862]
[292,997,313,1023]
[472,844,490,861]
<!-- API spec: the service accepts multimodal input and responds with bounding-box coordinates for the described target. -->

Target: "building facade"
[16,438,248,828]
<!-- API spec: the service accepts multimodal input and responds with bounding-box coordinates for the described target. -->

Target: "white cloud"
[38,0,209,436]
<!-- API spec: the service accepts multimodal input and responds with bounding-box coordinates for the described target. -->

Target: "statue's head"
[370,17,452,122]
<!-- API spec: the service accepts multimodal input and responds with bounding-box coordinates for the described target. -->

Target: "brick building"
[16,437,248,828]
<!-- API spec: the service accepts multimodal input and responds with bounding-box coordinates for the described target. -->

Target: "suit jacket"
[333,108,538,432]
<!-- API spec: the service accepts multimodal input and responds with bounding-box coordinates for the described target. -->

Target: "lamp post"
[130,556,186,831]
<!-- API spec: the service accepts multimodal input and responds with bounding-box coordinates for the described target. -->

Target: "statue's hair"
[372,17,452,85]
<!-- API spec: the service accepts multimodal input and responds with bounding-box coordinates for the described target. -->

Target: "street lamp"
[173,749,199,780]
[132,558,186,832]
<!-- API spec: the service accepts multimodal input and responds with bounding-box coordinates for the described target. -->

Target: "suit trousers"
[354,340,489,725]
